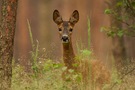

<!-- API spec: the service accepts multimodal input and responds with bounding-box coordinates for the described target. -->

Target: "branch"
[110,66,135,89]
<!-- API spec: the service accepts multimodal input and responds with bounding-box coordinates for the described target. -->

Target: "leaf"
[81,49,92,56]
[62,67,67,71]
[68,69,74,73]
[116,1,123,7]
[104,9,112,14]
[131,2,135,7]
[117,30,124,37]
[107,31,116,37]
[131,2,135,9]
[100,27,109,32]
[53,63,62,69]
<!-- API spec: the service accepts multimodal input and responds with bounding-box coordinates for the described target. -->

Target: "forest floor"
[11,50,135,90]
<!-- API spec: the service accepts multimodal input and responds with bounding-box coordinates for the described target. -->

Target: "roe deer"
[53,10,110,90]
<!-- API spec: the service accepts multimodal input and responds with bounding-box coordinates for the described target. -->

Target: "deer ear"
[53,10,63,25]
[69,10,79,25]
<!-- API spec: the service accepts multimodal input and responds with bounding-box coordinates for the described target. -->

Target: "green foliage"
[116,1,123,7]
[43,60,62,72]
[117,30,124,37]
[104,9,112,14]
[131,2,135,8]
[76,49,92,61]
[12,60,60,90]
[101,27,125,37]
[103,0,135,37]
[62,66,82,83]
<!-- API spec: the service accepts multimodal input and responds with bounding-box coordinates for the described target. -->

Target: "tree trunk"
[0,0,18,89]
[110,0,126,70]
[112,36,126,69]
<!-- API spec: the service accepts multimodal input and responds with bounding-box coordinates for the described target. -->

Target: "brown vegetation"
[79,59,110,90]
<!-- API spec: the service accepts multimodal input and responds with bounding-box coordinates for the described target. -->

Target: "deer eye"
[59,28,62,31]
[69,29,73,32]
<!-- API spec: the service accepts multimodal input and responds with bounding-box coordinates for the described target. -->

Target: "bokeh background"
[2,0,134,67]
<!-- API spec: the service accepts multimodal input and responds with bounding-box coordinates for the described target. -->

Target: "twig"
[110,66,135,89]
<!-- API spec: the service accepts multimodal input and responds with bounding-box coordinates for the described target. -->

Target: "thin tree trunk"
[112,36,126,68]
[0,0,18,89]
[110,0,126,70]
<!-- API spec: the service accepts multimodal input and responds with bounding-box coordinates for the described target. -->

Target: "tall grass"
[27,19,39,79]
[87,16,91,50]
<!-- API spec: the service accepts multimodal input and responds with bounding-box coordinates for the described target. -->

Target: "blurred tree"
[0,0,18,89]
[102,0,135,70]
[103,0,127,70]
[104,0,135,37]
[111,0,126,70]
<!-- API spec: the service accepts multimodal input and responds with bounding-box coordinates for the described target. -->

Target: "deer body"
[53,10,79,69]
[53,10,110,90]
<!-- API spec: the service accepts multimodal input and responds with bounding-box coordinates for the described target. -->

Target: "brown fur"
[62,42,76,69]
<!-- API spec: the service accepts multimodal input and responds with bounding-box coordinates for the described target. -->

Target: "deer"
[53,10,110,90]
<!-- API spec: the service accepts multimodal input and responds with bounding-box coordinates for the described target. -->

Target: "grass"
[11,19,135,90]
[87,16,91,50]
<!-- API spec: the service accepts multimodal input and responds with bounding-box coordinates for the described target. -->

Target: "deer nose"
[62,35,69,42]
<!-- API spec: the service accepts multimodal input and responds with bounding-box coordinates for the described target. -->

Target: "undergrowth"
[11,19,135,90]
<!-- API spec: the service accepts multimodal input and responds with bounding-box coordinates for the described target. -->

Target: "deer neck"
[62,40,75,69]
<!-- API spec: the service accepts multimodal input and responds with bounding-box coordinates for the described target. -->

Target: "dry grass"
[11,56,135,90]
[110,60,135,90]
[76,58,110,90]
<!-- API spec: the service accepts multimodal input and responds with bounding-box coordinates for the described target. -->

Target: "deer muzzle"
[61,35,69,43]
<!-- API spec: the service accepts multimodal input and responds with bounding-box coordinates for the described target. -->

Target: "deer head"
[53,10,79,43]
